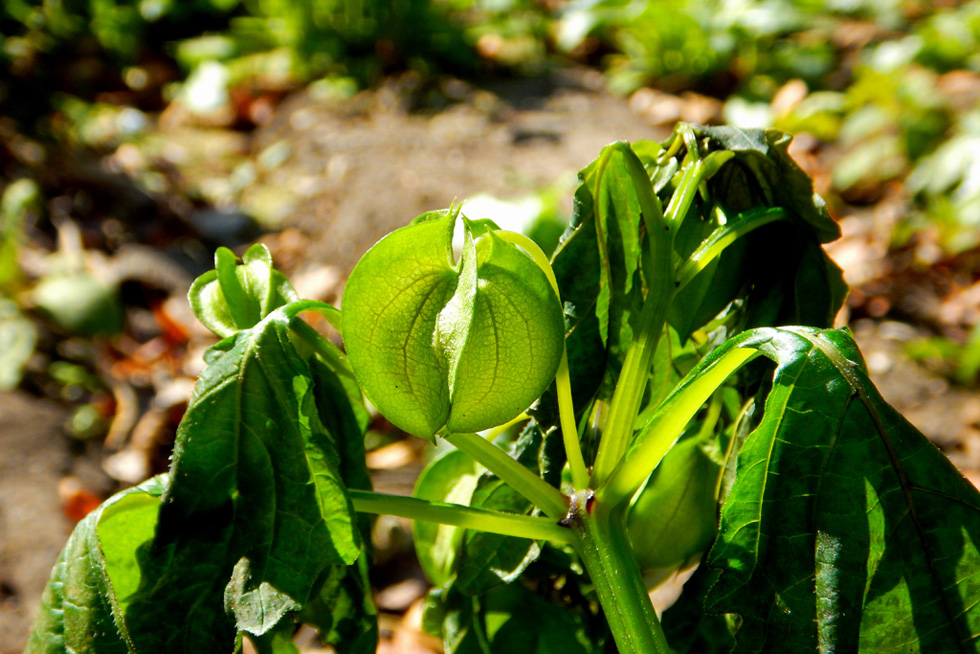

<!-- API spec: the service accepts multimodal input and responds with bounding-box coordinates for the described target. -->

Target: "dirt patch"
[253,68,668,275]
[0,392,71,653]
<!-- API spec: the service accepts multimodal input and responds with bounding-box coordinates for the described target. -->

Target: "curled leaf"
[189,243,299,338]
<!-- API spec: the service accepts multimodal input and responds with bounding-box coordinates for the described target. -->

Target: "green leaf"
[423,580,592,654]
[422,583,484,654]
[414,450,483,586]
[455,423,555,596]
[552,141,670,408]
[455,474,541,596]
[189,243,299,338]
[627,434,721,574]
[706,327,980,652]
[33,274,124,336]
[298,558,379,654]
[481,582,591,654]
[26,475,168,654]
[692,126,840,243]
[248,619,300,654]
[121,306,360,651]
[659,126,847,340]
[586,144,644,347]
[0,178,39,288]
[0,297,36,390]
[577,143,648,356]
[549,184,607,408]
[342,211,565,438]
[659,562,736,654]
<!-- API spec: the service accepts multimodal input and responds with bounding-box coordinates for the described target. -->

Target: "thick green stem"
[350,489,574,544]
[599,346,760,507]
[570,495,669,654]
[590,284,674,486]
[444,431,568,520]
[495,230,589,490]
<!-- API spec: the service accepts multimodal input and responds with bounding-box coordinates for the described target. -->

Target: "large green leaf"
[691,126,840,243]
[26,476,168,654]
[119,305,361,651]
[297,556,379,654]
[706,327,980,653]
[556,143,648,377]
[342,210,565,438]
[549,183,607,408]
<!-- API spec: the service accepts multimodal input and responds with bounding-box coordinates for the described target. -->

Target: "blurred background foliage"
[5,0,980,394]
[4,1,980,254]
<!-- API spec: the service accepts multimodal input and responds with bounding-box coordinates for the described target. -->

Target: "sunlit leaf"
[121,306,360,650]
[707,327,980,653]
[189,243,299,338]
[0,297,36,390]
[413,450,482,587]
[26,476,168,654]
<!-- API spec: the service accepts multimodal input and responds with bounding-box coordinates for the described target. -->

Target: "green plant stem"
[571,495,668,654]
[495,230,590,490]
[556,350,590,490]
[590,284,674,487]
[675,207,785,291]
[590,148,674,488]
[444,431,568,520]
[600,346,760,507]
[288,313,357,385]
[663,150,733,228]
[350,490,575,544]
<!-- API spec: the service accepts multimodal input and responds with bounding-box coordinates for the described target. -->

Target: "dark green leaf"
[123,306,360,650]
[299,556,379,654]
[248,619,299,654]
[659,562,736,654]
[455,423,553,595]
[707,327,980,653]
[423,580,592,654]
[550,184,607,407]
[693,126,840,243]
[553,142,669,407]
[479,582,591,654]
[454,475,540,596]
[422,583,485,654]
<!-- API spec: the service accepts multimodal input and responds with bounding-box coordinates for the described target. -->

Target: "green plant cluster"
[25,124,980,654]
